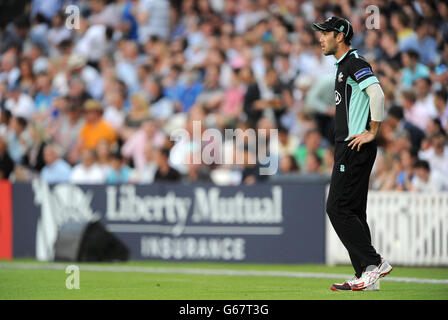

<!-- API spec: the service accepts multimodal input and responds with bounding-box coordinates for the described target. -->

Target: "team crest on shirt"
[335,90,342,105]
[338,72,344,82]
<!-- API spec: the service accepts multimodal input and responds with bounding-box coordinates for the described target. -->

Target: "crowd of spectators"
[0,0,447,191]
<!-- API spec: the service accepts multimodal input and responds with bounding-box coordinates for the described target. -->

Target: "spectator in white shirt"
[95,139,113,177]
[47,12,72,56]
[137,0,171,43]
[103,90,126,130]
[143,76,174,123]
[414,78,438,119]
[401,90,432,132]
[70,148,106,184]
[0,50,20,88]
[53,54,103,100]
[88,0,122,27]
[40,144,72,184]
[434,89,448,131]
[410,160,447,192]
[73,24,114,65]
[419,132,448,179]
[5,83,35,120]
[134,141,158,184]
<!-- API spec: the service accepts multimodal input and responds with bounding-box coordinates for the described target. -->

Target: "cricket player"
[311,17,393,291]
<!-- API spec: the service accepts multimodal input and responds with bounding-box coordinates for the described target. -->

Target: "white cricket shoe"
[365,280,380,291]
[331,276,380,291]
[352,259,392,291]
[330,276,358,291]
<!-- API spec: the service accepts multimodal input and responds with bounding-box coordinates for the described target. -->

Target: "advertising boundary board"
[10,181,327,263]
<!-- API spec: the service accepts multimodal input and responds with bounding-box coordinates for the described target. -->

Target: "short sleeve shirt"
[334,49,379,142]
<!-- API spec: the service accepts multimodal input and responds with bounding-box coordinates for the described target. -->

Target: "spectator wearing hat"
[77,99,117,157]
[53,54,102,100]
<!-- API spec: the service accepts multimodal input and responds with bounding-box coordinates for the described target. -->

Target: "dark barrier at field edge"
[11,181,327,263]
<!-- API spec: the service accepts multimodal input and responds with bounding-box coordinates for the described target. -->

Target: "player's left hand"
[347,131,375,151]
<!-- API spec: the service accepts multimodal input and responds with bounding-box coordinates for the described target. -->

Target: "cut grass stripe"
[1,263,447,285]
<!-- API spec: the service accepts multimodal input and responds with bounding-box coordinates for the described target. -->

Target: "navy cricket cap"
[311,16,354,41]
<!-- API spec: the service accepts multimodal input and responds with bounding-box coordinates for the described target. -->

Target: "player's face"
[319,31,338,56]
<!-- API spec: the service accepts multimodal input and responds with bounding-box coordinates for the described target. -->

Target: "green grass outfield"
[1,259,447,300]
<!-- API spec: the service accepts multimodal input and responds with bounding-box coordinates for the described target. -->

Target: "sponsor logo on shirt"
[354,68,373,81]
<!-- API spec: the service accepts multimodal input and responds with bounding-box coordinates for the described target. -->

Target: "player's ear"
[337,32,345,43]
